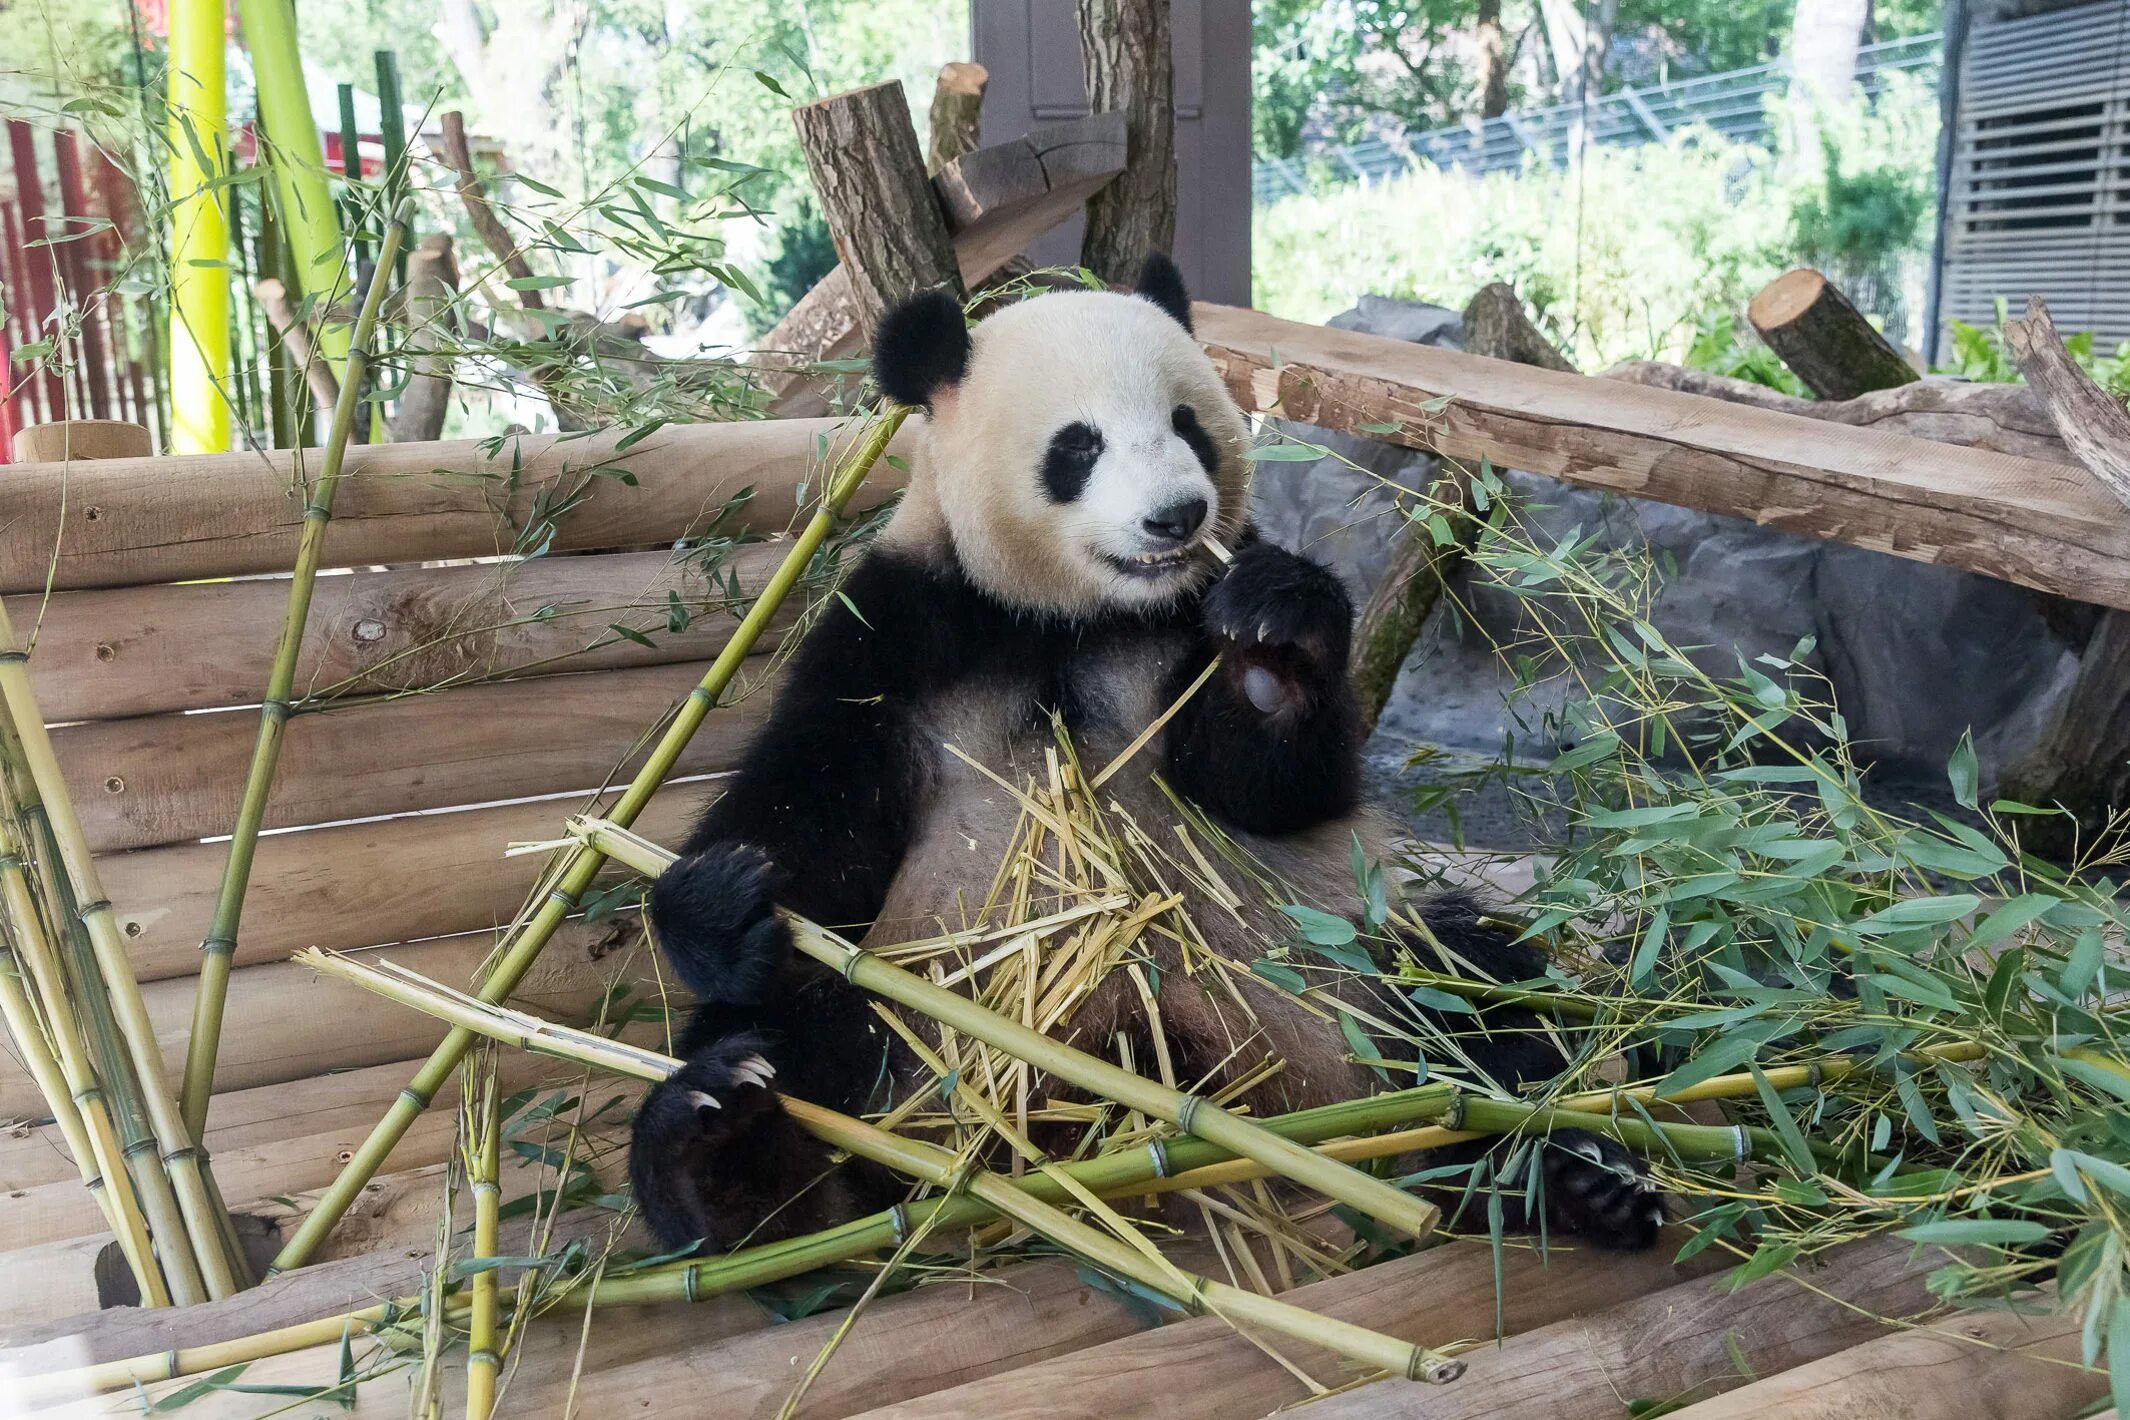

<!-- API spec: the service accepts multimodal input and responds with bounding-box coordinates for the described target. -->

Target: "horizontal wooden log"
[51,659,771,853]
[0,921,671,1119]
[12,543,793,723]
[1197,302,2130,611]
[102,791,703,982]
[0,416,914,595]
[1664,1293,2102,1419]
[850,1231,1721,1420]
[1269,1236,1935,1419]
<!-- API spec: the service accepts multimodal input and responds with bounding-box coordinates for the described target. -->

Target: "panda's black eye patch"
[1171,403,1218,475]
[1041,421,1104,502]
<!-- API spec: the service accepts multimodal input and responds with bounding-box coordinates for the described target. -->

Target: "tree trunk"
[1747,268,1917,400]
[927,62,989,174]
[1476,0,1511,118]
[385,234,459,443]
[1078,0,1176,285]
[1462,282,1575,373]
[792,81,963,337]
[1790,0,1870,107]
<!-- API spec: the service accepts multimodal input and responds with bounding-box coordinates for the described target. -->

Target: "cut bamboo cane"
[180,199,413,1141]
[0,597,243,1296]
[285,948,1465,1386]
[575,817,1444,1243]
[462,1065,501,1420]
[267,404,909,1275]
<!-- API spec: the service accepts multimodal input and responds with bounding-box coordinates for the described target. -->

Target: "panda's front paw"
[1541,1128,1665,1251]
[648,842,793,1005]
[1204,544,1353,666]
[653,1036,782,1147]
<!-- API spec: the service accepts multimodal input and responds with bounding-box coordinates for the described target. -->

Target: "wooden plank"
[1195,302,2130,611]
[0,922,673,1119]
[11,544,794,724]
[101,791,703,983]
[0,416,914,595]
[49,659,772,853]
[1663,1296,2103,1419]
[1256,1237,1935,1420]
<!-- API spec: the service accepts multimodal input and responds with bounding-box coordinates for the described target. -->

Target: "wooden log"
[1462,282,1575,373]
[0,920,670,1119]
[49,659,772,853]
[760,113,1125,416]
[1747,268,1919,400]
[1662,1293,2102,1418]
[1252,1237,1937,1420]
[926,62,989,172]
[0,416,914,595]
[253,275,341,415]
[1194,301,2130,612]
[9,420,151,464]
[1076,0,1175,285]
[849,1233,1721,1420]
[12,542,791,723]
[102,792,700,984]
[792,81,962,339]
[2004,295,2130,513]
[438,111,544,309]
[384,233,460,443]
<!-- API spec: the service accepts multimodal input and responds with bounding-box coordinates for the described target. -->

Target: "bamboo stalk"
[288,948,1464,1386]
[0,600,243,1296]
[576,818,1444,1243]
[463,1065,502,1420]
[180,198,414,1142]
[268,404,910,1274]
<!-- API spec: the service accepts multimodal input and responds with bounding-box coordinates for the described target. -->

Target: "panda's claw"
[1203,544,1352,663]
[1541,1127,1665,1252]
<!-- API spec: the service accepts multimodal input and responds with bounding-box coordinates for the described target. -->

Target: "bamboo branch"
[267,404,909,1274]
[575,818,1442,1243]
[181,200,414,1144]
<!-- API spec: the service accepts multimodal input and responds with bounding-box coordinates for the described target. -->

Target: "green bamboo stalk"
[180,198,414,1142]
[577,818,1444,1243]
[0,601,242,1297]
[463,1067,502,1420]
[268,405,910,1275]
[290,948,1464,1385]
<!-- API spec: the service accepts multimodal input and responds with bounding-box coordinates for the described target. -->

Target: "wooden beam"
[1194,301,2130,611]
[1748,268,1919,401]
[51,659,772,853]
[0,416,913,595]
[103,792,700,983]
[12,543,793,723]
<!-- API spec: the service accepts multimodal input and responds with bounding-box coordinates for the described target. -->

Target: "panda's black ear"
[872,289,971,408]
[1134,252,1192,333]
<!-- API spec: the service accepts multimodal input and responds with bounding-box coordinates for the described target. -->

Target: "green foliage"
[1682,309,1808,394]
[1788,137,1929,291]
[744,190,837,340]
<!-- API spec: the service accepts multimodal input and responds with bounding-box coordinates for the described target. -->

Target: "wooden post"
[52,130,114,421]
[0,201,43,426]
[1077,0,1175,284]
[927,62,990,173]
[792,81,964,335]
[1746,268,1918,400]
[384,234,459,442]
[6,121,68,420]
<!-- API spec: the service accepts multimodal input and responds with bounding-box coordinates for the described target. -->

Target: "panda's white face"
[898,288,1252,618]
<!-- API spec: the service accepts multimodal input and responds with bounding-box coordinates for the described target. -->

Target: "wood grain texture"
[793,81,962,337]
[0,415,913,595]
[849,1232,1722,1420]
[1462,282,1575,372]
[1662,1296,2103,1419]
[1747,268,1920,400]
[1077,0,1176,284]
[0,921,673,1119]
[101,791,702,983]
[1196,301,2130,611]
[926,61,989,172]
[49,659,773,853]
[1277,1237,1936,1419]
[2005,293,2130,512]
[12,543,792,723]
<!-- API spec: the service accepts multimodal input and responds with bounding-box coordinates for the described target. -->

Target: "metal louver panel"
[1941,0,2130,346]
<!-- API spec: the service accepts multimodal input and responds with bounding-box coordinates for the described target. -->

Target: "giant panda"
[628,255,1664,1257]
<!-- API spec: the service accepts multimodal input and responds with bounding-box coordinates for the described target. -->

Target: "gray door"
[972,0,1253,305]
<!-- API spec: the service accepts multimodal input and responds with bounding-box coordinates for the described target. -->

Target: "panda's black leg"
[1165,542,1363,834]
[1398,896,1666,1252]
[630,1032,900,1254]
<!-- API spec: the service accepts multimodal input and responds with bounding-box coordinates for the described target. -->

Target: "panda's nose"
[1141,496,1207,545]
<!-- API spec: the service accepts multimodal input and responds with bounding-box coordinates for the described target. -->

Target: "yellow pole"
[166,0,231,453]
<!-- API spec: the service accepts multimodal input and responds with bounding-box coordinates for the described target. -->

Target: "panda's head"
[871,254,1250,617]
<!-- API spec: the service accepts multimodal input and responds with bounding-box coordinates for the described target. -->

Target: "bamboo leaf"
[1897,1218,2051,1245]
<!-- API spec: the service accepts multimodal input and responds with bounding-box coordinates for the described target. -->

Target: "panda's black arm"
[1162,542,1363,835]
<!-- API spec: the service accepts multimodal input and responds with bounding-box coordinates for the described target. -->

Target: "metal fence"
[1251,32,1944,205]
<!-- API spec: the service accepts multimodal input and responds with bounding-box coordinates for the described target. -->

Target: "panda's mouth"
[1100,547,1197,580]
